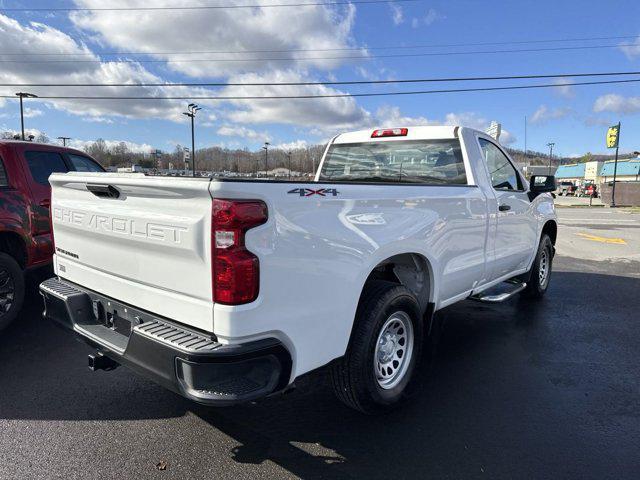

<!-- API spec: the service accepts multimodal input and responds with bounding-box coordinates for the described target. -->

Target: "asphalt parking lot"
[1,207,639,480]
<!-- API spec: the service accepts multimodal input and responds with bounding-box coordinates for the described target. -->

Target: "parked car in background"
[556,181,576,196]
[583,183,598,198]
[41,126,557,414]
[0,140,104,331]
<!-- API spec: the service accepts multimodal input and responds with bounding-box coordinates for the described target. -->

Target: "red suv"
[0,140,104,331]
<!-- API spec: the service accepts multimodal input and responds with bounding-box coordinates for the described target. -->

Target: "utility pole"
[182,103,201,177]
[57,136,71,146]
[15,92,38,140]
[547,142,555,175]
[287,151,292,180]
[262,142,270,179]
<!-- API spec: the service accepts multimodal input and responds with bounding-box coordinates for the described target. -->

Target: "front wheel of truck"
[331,280,423,414]
[0,252,25,332]
[522,234,554,300]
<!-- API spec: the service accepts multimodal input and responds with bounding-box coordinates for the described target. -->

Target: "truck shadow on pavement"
[1,261,639,479]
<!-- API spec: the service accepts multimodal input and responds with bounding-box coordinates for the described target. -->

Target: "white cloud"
[375,105,430,126]
[593,94,640,114]
[412,8,444,28]
[23,107,44,118]
[530,105,571,124]
[424,8,441,25]
[619,35,640,59]
[217,125,271,142]
[0,127,47,140]
[222,70,371,132]
[373,107,516,144]
[390,3,404,25]
[69,138,155,153]
[70,0,362,78]
[275,140,309,151]
[83,116,114,124]
[0,14,214,122]
[553,78,575,98]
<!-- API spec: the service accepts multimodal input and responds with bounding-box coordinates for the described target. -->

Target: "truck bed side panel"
[210,180,488,378]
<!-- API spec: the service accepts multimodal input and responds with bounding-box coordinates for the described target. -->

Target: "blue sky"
[0,0,639,157]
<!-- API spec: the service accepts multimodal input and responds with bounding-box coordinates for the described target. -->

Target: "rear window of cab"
[319,139,467,185]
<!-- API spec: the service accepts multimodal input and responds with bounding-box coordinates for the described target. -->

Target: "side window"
[67,154,104,172]
[0,156,8,187]
[478,138,522,191]
[24,151,69,185]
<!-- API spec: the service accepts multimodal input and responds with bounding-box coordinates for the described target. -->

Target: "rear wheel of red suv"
[0,252,25,332]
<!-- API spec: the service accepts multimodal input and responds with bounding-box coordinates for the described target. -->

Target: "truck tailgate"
[49,172,214,332]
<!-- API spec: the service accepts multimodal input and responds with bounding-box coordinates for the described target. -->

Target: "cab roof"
[332,125,480,144]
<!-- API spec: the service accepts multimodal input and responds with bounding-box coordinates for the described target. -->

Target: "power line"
[0,34,636,56]
[1,70,639,88]
[1,78,638,100]
[0,44,627,64]
[0,0,419,12]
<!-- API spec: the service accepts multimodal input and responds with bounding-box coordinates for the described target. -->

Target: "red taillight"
[212,199,267,305]
[371,128,408,138]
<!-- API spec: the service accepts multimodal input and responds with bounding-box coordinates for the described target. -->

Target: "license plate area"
[76,291,156,353]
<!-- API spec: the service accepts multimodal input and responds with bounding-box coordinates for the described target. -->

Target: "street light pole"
[57,136,71,146]
[15,92,38,141]
[182,103,202,177]
[190,113,195,176]
[547,142,555,175]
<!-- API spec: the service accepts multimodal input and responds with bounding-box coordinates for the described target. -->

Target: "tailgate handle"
[86,183,120,199]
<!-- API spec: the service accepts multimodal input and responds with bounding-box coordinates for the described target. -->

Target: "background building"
[600,159,640,182]
[555,163,586,185]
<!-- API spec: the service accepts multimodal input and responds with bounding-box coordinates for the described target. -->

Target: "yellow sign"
[576,233,626,245]
[606,124,620,149]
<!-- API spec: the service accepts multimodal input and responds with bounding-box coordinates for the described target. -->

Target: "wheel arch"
[358,252,434,317]
[541,219,557,245]
[0,230,28,269]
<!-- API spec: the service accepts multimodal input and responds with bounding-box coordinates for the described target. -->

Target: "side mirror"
[528,175,556,200]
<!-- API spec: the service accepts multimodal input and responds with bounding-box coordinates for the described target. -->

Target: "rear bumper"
[39,277,292,406]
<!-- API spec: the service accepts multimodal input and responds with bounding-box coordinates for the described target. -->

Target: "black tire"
[0,252,25,332]
[331,280,424,414]
[522,234,553,299]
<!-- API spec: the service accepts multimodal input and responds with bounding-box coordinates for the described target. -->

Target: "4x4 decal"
[287,188,339,197]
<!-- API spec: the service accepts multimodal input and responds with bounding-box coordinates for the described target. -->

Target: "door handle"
[39,199,51,208]
[86,183,120,199]
[498,204,511,212]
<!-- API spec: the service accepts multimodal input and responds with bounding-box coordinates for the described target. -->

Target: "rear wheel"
[522,234,553,299]
[331,281,423,414]
[0,252,25,332]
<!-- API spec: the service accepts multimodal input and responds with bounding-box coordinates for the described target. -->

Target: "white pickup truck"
[40,126,557,414]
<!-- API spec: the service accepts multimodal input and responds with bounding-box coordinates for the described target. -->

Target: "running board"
[470,282,527,303]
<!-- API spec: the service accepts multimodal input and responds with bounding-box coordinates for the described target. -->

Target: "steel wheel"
[538,248,549,288]
[0,267,15,318]
[374,311,414,390]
